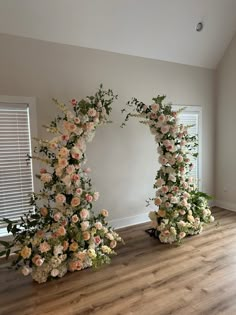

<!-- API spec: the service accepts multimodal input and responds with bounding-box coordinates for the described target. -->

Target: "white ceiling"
[0,0,236,69]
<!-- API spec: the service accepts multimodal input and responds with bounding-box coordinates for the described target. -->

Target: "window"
[173,105,202,190]
[0,96,36,236]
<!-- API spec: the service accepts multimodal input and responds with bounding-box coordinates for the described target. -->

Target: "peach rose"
[82,231,91,241]
[58,158,68,168]
[55,167,63,177]
[71,196,80,207]
[55,194,66,204]
[101,209,109,217]
[57,226,66,236]
[63,240,69,251]
[20,246,32,259]
[76,251,87,261]
[154,197,162,206]
[58,147,69,158]
[40,207,48,217]
[68,260,83,272]
[69,242,78,252]
[39,241,51,253]
[40,173,52,183]
[71,214,79,223]
[158,209,166,217]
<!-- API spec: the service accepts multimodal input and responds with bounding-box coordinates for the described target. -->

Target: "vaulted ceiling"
[0,0,236,69]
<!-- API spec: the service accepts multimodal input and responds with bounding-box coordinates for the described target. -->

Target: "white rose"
[21,266,31,276]
[51,269,60,277]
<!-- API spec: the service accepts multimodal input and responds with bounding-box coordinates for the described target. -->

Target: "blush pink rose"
[151,103,160,112]
[61,134,69,141]
[86,194,93,203]
[84,167,91,174]
[81,221,90,231]
[72,174,80,182]
[110,240,117,249]
[53,212,61,222]
[80,208,89,220]
[88,108,97,117]
[32,255,44,266]
[71,99,77,106]
[55,194,66,204]
[94,235,101,245]
[76,188,83,195]
[66,165,75,175]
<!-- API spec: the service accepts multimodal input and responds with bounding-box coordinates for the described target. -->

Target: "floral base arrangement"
[122,94,214,244]
[0,85,122,283]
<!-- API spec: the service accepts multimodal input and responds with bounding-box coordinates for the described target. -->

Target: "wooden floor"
[1,207,236,315]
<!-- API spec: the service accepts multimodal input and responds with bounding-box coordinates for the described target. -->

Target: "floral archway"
[122,94,214,243]
[0,85,122,283]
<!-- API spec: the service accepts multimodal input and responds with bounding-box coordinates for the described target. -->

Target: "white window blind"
[0,103,33,227]
[178,111,200,185]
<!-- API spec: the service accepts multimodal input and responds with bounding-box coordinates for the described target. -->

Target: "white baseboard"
[109,212,150,229]
[214,200,236,212]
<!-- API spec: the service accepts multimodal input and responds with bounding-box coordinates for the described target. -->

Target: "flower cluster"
[0,85,122,283]
[123,95,214,243]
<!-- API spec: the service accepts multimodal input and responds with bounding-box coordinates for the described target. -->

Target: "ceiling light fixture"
[196,22,204,32]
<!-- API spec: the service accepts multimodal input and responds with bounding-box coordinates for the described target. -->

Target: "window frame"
[0,95,37,237]
[172,105,203,191]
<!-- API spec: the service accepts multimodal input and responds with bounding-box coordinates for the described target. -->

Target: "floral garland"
[0,85,122,283]
[122,95,214,244]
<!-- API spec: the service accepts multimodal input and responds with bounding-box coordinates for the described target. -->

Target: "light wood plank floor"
[1,207,236,315]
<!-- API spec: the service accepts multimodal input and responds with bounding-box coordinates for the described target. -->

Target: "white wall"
[0,33,215,226]
[215,33,236,210]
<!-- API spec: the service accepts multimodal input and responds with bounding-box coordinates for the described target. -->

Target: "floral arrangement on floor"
[0,85,122,283]
[122,94,214,244]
